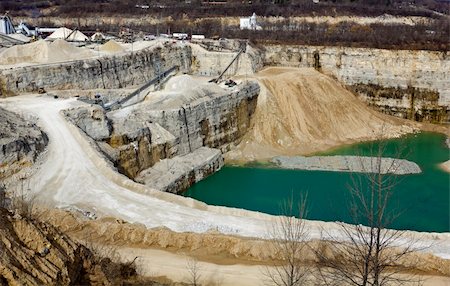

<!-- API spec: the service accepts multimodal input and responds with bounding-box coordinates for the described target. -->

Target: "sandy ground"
[226,67,415,162]
[117,248,450,286]
[38,209,450,285]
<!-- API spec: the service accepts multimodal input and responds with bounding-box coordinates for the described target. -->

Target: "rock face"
[262,45,449,123]
[136,147,223,194]
[64,106,112,140]
[348,84,446,123]
[66,80,260,193]
[190,43,264,77]
[0,108,48,180]
[107,81,259,183]
[0,208,138,286]
[272,155,422,175]
[0,43,191,95]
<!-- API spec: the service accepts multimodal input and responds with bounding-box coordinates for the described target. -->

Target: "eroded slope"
[227,67,414,161]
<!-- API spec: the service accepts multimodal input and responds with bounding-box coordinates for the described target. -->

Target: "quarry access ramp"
[105,65,179,110]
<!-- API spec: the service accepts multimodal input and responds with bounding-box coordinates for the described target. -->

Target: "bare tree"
[186,256,201,286]
[263,194,310,286]
[315,131,422,286]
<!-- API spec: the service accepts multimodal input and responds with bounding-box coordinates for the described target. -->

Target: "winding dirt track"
[0,95,274,236]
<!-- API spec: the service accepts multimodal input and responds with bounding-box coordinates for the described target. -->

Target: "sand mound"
[48,27,89,41]
[226,67,413,161]
[99,40,125,53]
[165,74,202,91]
[0,39,95,65]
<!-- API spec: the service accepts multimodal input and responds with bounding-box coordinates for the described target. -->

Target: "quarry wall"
[0,108,48,181]
[190,44,264,77]
[108,82,259,180]
[262,45,449,123]
[66,82,259,193]
[0,43,192,95]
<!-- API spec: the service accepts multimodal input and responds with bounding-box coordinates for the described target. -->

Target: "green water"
[184,132,450,233]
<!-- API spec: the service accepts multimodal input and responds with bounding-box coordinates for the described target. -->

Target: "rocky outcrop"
[0,108,48,180]
[107,121,178,179]
[64,106,112,140]
[0,208,138,286]
[262,45,449,123]
[0,43,191,95]
[348,84,447,123]
[136,147,223,194]
[272,155,422,175]
[106,81,259,182]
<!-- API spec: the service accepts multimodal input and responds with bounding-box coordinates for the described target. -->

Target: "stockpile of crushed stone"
[47,27,89,41]
[0,39,95,65]
[99,40,125,53]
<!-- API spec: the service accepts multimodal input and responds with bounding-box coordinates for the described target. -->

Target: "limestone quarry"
[0,34,449,285]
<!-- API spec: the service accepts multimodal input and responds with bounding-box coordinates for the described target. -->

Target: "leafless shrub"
[315,129,423,286]
[263,194,311,286]
[186,256,202,286]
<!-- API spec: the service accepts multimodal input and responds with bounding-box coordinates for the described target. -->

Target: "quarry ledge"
[271,155,422,175]
[135,147,224,194]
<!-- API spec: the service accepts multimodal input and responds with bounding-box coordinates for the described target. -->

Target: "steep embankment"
[263,46,449,123]
[39,208,450,285]
[0,208,141,285]
[0,107,48,180]
[227,67,413,161]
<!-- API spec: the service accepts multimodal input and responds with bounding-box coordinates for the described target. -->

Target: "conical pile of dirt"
[227,67,413,161]
[0,40,50,65]
[48,27,89,41]
[0,39,95,65]
[48,39,94,61]
[99,40,125,53]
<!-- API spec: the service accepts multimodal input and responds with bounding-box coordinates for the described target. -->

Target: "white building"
[239,13,261,30]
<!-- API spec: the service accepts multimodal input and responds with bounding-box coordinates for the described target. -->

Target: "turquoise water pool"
[184,132,450,232]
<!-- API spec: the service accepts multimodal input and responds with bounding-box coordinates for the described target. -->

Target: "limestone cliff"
[262,45,449,123]
[0,108,48,180]
[0,43,191,95]
[102,80,259,192]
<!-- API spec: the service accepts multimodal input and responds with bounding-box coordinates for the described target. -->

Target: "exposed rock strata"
[262,45,449,123]
[0,208,138,285]
[66,81,259,192]
[0,107,48,180]
[64,106,112,140]
[272,155,422,174]
[106,81,259,183]
[0,43,191,95]
[136,147,223,194]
